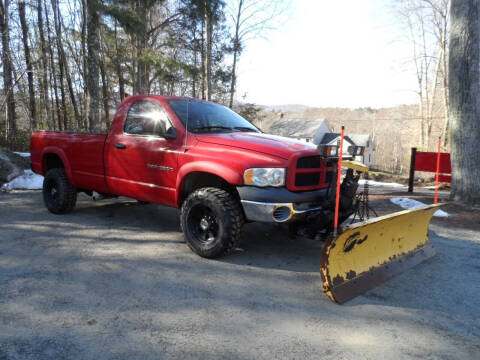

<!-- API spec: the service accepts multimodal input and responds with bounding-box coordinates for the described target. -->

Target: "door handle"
[114,143,126,149]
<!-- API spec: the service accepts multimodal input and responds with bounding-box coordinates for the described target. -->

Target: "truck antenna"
[184,99,189,153]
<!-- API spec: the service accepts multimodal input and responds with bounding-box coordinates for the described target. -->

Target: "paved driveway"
[1,191,479,359]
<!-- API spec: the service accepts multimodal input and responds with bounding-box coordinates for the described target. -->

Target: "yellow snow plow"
[320,203,442,303]
[314,129,443,303]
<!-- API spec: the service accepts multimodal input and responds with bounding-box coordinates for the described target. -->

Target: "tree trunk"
[45,1,65,130]
[133,1,149,95]
[420,17,432,149]
[229,0,242,108]
[192,49,197,98]
[0,0,16,148]
[37,0,53,129]
[229,46,238,108]
[427,48,442,150]
[31,25,45,127]
[192,26,198,98]
[441,20,450,148]
[81,0,88,129]
[205,3,212,101]
[19,0,36,129]
[114,20,125,101]
[448,0,480,203]
[51,0,81,129]
[100,52,110,129]
[87,0,101,132]
[201,19,206,99]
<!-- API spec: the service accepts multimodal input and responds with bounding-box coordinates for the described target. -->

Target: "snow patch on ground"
[359,179,407,188]
[390,197,449,217]
[14,152,31,158]
[1,170,43,191]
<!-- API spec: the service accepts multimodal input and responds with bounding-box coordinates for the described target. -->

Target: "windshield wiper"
[232,126,258,132]
[192,125,234,132]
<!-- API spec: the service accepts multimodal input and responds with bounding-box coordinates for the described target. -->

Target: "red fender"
[175,161,243,207]
[41,146,75,186]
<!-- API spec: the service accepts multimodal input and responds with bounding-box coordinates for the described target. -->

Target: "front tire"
[42,168,77,214]
[180,187,244,258]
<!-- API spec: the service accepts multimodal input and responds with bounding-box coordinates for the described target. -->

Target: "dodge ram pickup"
[31,95,361,258]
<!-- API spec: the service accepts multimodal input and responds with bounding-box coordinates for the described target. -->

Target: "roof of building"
[320,133,355,145]
[268,118,328,138]
[348,134,371,146]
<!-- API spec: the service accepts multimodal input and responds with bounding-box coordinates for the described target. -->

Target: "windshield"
[166,99,260,134]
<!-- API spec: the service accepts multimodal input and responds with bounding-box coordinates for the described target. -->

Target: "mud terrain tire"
[181,187,244,258]
[43,168,77,214]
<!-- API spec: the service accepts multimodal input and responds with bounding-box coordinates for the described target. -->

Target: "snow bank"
[390,197,449,217]
[14,152,31,158]
[1,170,43,191]
[358,179,407,188]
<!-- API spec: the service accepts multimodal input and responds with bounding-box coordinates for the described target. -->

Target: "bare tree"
[37,0,54,129]
[51,0,82,129]
[204,2,213,100]
[226,0,287,108]
[81,0,89,129]
[18,0,36,129]
[397,0,450,150]
[0,0,16,146]
[45,1,65,130]
[113,20,126,101]
[0,0,269,147]
[87,0,101,132]
[99,28,110,128]
[448,0,480,203]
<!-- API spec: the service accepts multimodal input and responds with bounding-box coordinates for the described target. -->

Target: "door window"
[124,100,173,136]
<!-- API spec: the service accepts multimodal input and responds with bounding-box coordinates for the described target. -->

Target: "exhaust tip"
[273,206,292,222]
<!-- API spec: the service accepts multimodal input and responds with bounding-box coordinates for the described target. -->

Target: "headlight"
[318,145,339,157]
[243,168,286,187]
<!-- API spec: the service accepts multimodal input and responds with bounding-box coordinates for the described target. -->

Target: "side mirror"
[163,127,177,140]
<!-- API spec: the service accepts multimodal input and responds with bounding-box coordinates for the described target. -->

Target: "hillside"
[256,103,447,175]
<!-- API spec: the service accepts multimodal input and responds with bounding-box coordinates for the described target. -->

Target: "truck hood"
[196,132,316,159]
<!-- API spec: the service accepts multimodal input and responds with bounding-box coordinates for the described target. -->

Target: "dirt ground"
[1,190,479,360]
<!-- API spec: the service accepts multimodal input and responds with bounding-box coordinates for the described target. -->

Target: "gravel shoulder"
[1,190,479,360]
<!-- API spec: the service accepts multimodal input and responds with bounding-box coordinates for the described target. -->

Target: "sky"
[235,0,419,109]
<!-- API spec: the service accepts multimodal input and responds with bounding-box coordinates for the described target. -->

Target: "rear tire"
[180,187,244,258]
[43,168,77,214]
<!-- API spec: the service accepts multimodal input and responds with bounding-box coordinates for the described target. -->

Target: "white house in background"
[267,117,330,144]
[318,133,356,156]
[319,133,374,167]
[348,134,374,167]
[267,116,375,167]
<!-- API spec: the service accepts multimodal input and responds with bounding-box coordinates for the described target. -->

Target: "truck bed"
[31,130,109,193]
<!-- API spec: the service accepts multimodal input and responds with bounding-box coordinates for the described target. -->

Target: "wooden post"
[408,147,417,193]
[434,137,441,204]
[333,126,345,237]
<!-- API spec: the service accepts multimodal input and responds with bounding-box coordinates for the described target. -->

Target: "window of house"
[124,100,173,136]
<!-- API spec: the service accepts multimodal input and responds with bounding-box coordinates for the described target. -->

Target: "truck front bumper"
[236,186,329,223]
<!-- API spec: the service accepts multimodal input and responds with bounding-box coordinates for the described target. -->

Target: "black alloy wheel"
[187,204,220,245]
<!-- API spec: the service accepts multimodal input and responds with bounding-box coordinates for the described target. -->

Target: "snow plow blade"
[320,203,443,304]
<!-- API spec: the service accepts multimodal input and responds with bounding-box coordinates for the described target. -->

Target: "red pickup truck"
[31,95,360,258]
